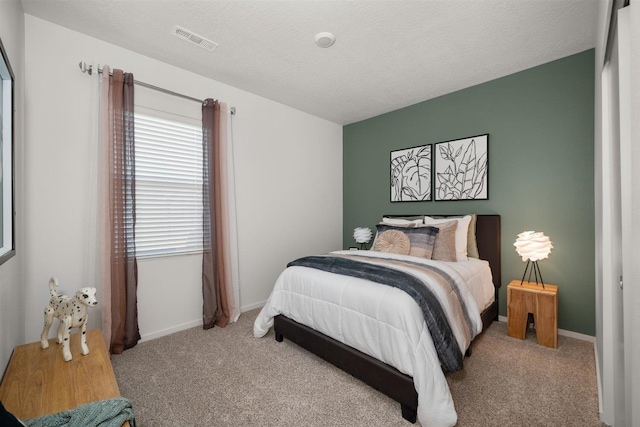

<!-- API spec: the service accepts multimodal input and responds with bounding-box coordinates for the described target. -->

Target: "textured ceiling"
[21,0,599,125]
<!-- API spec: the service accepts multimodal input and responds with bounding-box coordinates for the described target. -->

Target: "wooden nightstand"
[507,280,558,349]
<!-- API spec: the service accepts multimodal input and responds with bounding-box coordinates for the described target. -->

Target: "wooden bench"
[0,329,130,426]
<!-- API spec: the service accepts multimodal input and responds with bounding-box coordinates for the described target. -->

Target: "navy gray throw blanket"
[287,255,464,372]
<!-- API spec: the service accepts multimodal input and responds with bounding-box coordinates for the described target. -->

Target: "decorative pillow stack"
[372,223,439,259]
[371,214,477,262]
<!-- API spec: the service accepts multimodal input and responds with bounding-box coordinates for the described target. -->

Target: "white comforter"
[253,250,494,427]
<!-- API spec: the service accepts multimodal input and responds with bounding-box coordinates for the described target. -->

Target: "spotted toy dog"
[40,277,98,361]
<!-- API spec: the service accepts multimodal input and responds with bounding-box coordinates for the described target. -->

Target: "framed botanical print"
[434,134,488,201]
[390,144,431,202]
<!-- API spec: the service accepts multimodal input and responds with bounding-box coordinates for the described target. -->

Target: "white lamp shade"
[353,227,373,244]
[514,231,553,262]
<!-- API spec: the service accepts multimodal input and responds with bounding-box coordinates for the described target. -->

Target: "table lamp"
[514,231,553,288]
[353,227,372,250]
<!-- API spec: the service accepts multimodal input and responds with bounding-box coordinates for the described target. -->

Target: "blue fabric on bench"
[24,397,135,427]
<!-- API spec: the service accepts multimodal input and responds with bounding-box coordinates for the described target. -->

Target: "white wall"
[23,15,343,343]
[0,0,25,372]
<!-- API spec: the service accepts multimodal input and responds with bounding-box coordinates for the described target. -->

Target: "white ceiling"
[21,0,600,125]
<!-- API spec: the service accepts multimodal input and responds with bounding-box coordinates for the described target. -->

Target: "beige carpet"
[111,309,602,426]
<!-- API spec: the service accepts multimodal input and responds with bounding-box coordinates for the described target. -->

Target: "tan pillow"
[372,230,411,255]
[423,215,472,261]
[429,220,458,262]
[426,213,479,258]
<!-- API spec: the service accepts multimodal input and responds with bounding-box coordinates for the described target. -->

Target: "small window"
[134,108,203,258]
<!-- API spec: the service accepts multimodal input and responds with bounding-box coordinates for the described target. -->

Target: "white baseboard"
[241,300,266,312]
[138,301,267,343]
[497,315,595,343]
[140,319,202,343]
[594,344,603,417]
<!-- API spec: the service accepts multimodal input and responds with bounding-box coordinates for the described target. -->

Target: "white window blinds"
[134,110,203,258]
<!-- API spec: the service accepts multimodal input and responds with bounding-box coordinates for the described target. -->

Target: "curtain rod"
[78,61,236,115]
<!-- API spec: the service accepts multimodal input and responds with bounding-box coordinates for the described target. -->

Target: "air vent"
[173,25,218,52]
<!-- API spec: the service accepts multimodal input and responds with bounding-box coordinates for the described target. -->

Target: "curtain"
[99,67,140,353]
[224,107,241,324]
[202,99,238,328]
[82,62,100,341]
[98,66,112,347]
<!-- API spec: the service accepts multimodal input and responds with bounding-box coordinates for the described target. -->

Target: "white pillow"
[382,217,423,226]
[424,215,472,261]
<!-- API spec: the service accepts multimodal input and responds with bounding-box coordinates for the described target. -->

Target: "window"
[0,38,15,265]
[134,108,203,258]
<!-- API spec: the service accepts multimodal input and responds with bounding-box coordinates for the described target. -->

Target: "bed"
[254,214,501,427]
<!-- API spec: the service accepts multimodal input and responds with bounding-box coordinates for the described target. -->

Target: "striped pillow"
[372,224,439,259]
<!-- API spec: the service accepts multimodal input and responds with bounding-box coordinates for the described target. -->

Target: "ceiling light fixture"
[315,32,336,48]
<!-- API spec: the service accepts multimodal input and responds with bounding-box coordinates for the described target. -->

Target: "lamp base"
[520,260,545,288]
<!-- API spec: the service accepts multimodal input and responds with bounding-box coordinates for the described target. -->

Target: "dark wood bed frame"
[273,214,501,423]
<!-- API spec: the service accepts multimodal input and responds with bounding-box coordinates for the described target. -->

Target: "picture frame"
[0,38,15,265]
[390,144,432,202]
[434,134,489,201]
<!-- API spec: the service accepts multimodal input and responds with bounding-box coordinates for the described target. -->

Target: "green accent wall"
[343,49,595,336]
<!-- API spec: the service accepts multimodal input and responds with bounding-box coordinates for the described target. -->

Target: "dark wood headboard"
[383,214,501,290]
[474,214,501,290]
